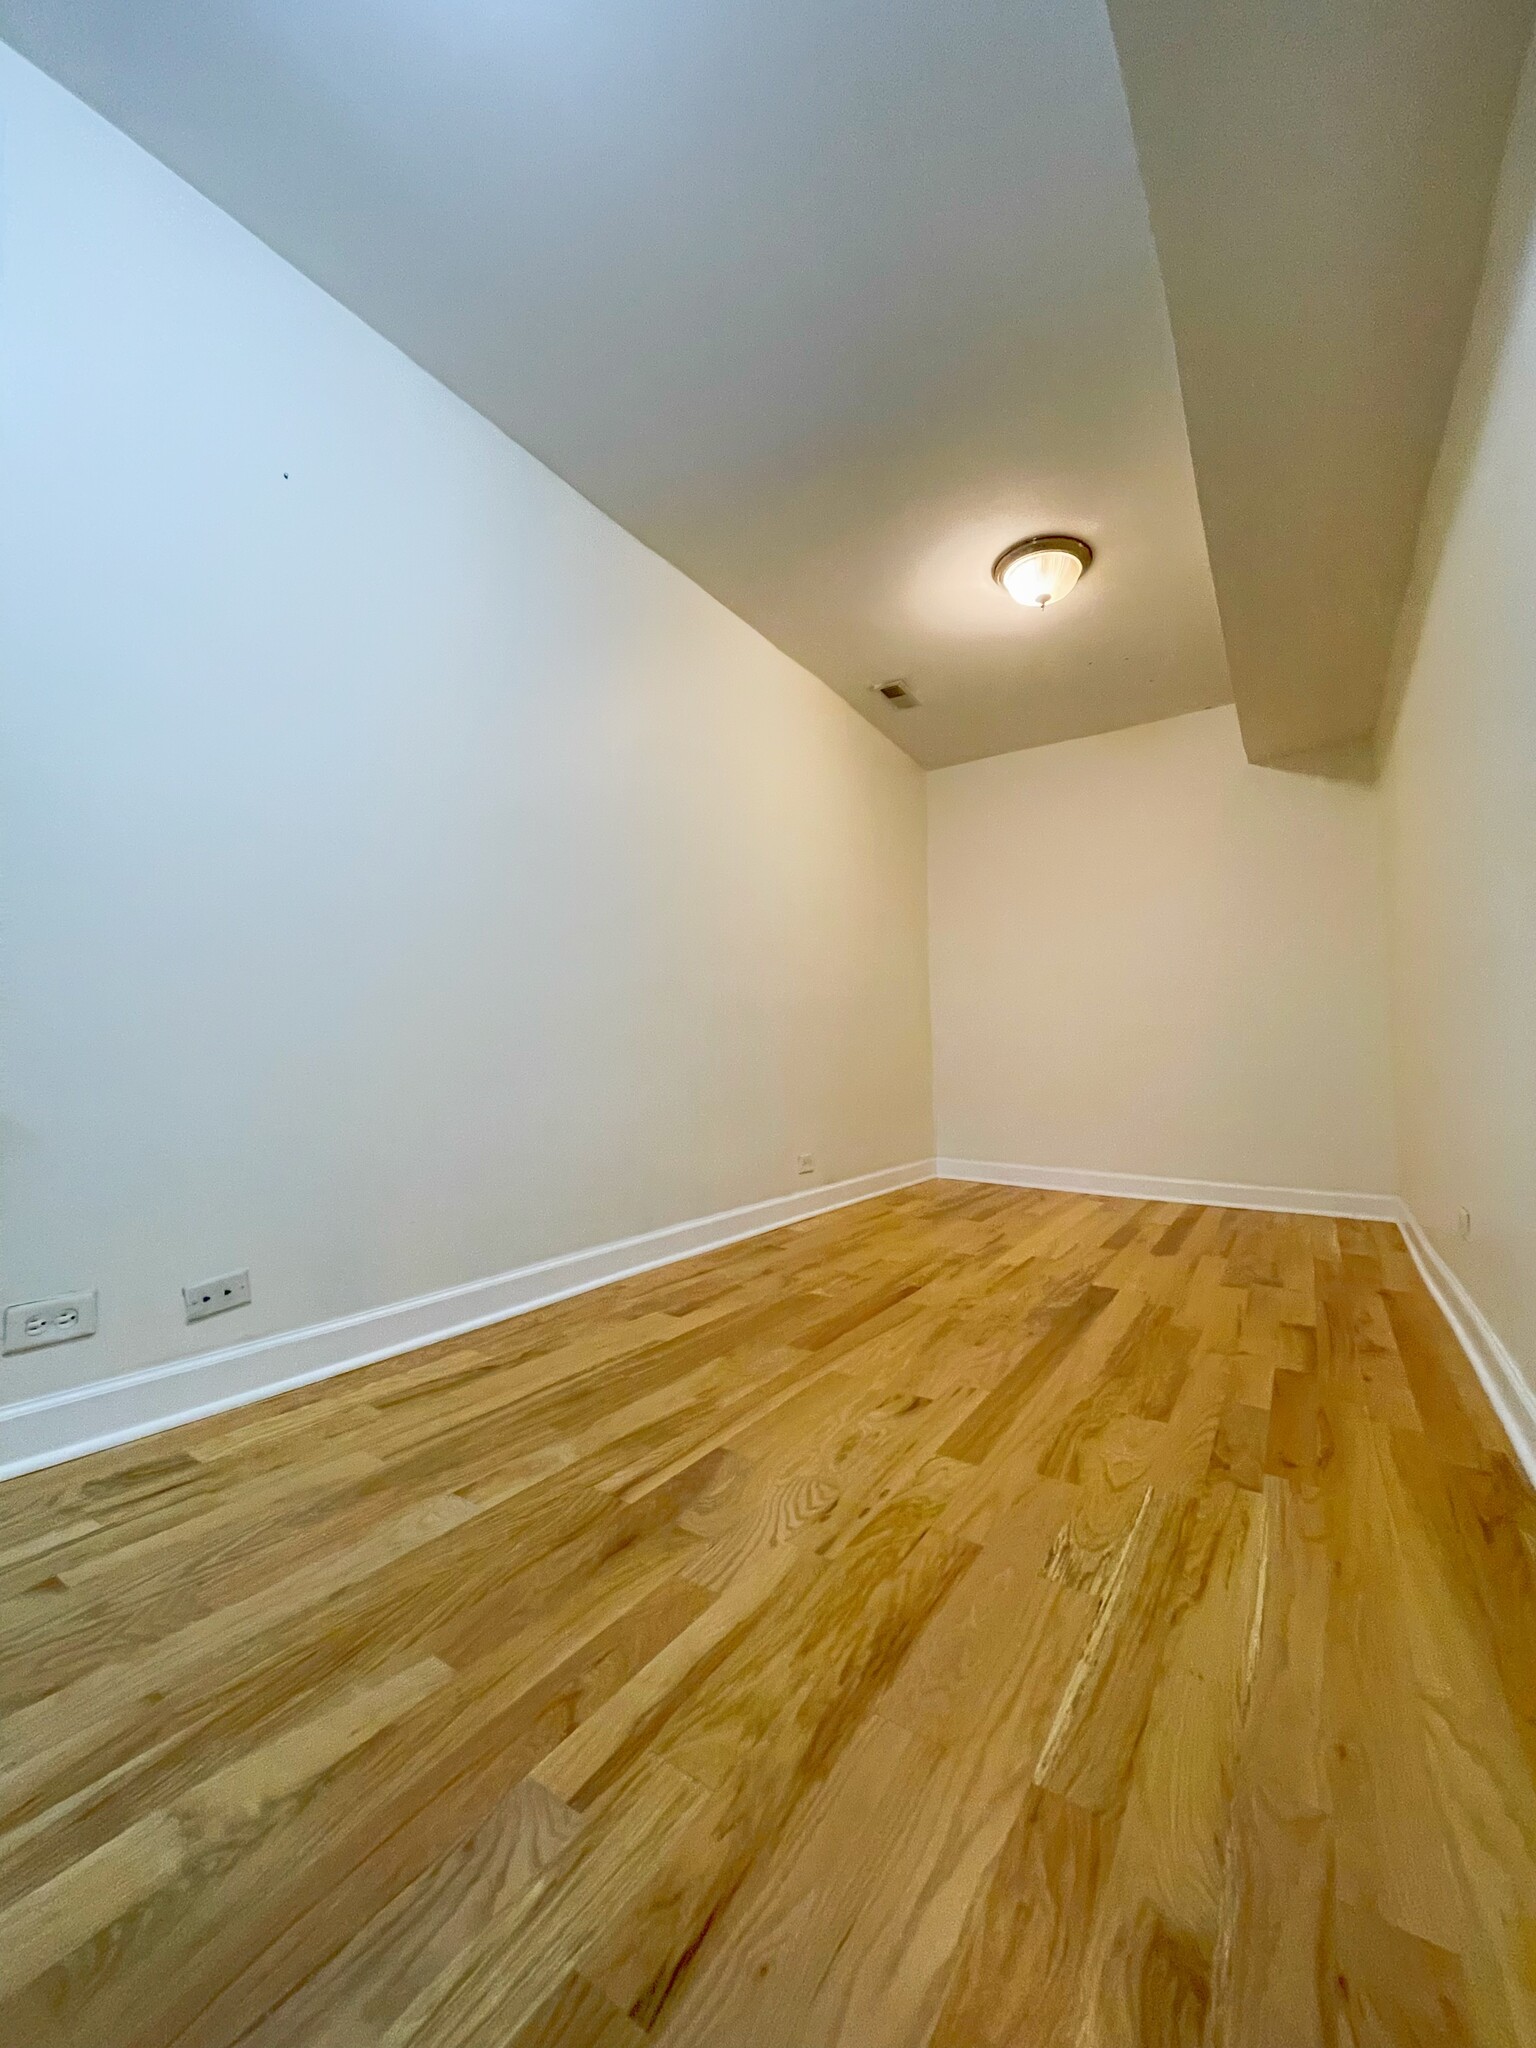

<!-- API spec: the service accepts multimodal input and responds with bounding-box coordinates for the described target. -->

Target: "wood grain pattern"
[2,1183,1534,2045]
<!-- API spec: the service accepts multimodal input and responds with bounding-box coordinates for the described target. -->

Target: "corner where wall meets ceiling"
[0,0,1227,770]
[1105,0,1536,766]
[0,0,1532,769]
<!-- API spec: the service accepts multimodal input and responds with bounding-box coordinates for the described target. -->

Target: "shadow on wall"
[1255,44,1536,792]
[1263,738,1378,787]
[1375,45,1536,763]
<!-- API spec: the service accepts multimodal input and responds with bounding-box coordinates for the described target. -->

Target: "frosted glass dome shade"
[994,535,1093,609]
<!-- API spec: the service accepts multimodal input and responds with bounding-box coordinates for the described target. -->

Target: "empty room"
[3,1,1536,2041]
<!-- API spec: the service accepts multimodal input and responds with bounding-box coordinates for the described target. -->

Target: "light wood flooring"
[3,1182,1536,2046]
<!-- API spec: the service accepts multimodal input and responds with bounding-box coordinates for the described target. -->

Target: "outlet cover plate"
[3,1291,99,1355]
[183,1270,252,1324]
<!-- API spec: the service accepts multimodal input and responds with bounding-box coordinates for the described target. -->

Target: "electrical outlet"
[796,1153,815,1177]
[1457,1207,1473,1241]
[2,1290,98,1355]
[183,1269,251,1324]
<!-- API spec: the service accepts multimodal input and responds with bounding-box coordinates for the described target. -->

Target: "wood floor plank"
[378,1757,709,2048]
[1069,1480,1267,2042]
[1204,1477,1334,2048]
[507,1972,649,2048]
[0,1187,1533,2046]
[938,1282,1118,1465]
[578,1512,978,2029]
[243,1776,586,2046]
[646,1489,1094,2048]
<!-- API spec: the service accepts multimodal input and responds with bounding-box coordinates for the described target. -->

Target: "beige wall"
[0,48,932,1402]
[928,706,1397,1196]
[7,27,1533,1430]
[1379,34,1536,1380]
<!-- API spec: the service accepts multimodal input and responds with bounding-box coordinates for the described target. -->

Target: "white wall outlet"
[796,1152,815,1177]
[1457,1207,1473,1240]
[2,1290,99,1355]
[184,1269,252,1323]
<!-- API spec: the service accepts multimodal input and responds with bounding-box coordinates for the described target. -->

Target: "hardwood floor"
[2,1181,1535,2046]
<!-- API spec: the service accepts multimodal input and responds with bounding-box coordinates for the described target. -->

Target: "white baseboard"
[12,1156,1529,1497]
[935,1157,1400,1221]
[0,1160,936,1482]
[1394,1206,1536,1487]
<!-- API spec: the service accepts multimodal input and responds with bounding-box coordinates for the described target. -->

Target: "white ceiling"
[1,0,1529,767]
[0,0,1230,768]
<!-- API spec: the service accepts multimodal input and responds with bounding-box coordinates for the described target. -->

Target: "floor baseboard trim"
[1394,1205,1536,1488]
[0,1159,936,1482]
[935,1157,1400,1221]
[14,1158,1527,1496]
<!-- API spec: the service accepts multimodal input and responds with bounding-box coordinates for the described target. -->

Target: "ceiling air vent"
[873,679,919,710]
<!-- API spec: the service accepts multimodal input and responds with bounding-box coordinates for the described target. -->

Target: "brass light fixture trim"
[992,533,1094,608]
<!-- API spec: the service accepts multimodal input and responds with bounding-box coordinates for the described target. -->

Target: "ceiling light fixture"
[993,534,1093,610]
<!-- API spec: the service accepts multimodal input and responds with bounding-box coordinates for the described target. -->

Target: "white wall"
[928,705,1397,1198]
[0,46,932,1403]
[1380,32,1536,1383]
